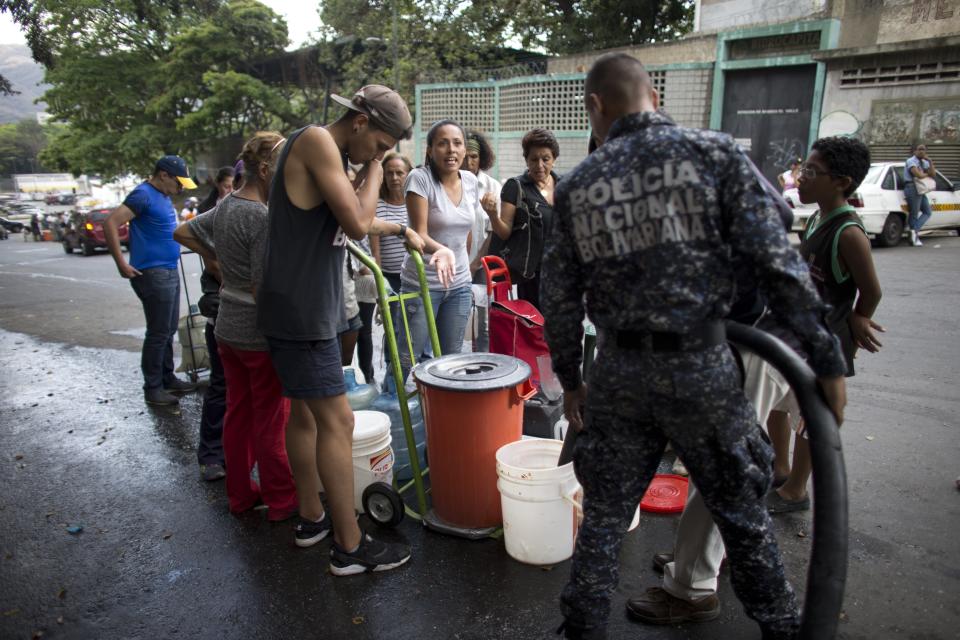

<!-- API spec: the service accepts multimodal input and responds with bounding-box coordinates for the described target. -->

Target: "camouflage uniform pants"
[560,342,799,637]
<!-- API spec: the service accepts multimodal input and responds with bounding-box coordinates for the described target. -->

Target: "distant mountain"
[0,44,48,124]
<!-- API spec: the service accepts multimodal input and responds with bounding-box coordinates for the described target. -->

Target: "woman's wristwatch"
[397,223,407,237]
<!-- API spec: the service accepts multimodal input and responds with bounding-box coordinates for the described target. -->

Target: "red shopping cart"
[480,255,550,388]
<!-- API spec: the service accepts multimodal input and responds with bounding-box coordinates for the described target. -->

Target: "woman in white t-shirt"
[397,119,475,376]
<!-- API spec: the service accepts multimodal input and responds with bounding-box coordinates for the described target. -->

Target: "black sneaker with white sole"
[329,533,411,576]
[294,513,332,548]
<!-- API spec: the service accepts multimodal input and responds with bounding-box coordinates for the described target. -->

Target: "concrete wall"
[836,0,960,47]
[696,0,827,31]
[819,68,960,141]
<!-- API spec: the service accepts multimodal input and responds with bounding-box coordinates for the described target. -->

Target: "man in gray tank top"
[258,85,415,575]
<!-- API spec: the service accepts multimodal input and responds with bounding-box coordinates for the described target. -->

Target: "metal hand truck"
[347,240,440,522]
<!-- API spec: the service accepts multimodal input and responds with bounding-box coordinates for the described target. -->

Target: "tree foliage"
[314,0,524,107]
[28,0,300,178]
[9,0,694,177]
[311,0,694,109]
[0,118,51,174]
[511,0,695,54]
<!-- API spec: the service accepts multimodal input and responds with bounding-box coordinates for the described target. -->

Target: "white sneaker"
[909,230,919,246]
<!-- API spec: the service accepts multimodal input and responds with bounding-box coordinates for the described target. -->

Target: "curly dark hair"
[465,129,496,171]
[811,136,871,197]
[522,128,559,160]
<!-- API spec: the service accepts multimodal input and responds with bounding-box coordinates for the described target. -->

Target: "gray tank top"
[257,125,347,341]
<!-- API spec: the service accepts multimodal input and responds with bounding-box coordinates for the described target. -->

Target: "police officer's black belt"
[615,322,725,352]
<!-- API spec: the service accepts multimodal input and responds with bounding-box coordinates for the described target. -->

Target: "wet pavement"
[1,236,959,639]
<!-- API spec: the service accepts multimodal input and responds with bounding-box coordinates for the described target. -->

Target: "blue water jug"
[344,368,378,410]
[372,375,426,482]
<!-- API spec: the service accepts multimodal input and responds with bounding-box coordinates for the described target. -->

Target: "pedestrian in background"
[487,127,560,309]
[903,143,936,246]
[778,158,802,192]
[103,155,199,405]
[179,197,199,221]
[371,153,413,293]
[463,129,500,352]
[198,166,235,214]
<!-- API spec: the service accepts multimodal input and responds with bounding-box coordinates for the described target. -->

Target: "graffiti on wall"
[864,99,960,144]
[911,0,955,22]
[869,103,915,143]
[921,107,960,142]
[764,138,806,170]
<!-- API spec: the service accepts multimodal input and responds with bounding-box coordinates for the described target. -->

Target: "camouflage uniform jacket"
[540,110,846,391]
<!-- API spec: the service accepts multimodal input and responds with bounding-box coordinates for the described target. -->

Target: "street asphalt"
[0,233,958,640]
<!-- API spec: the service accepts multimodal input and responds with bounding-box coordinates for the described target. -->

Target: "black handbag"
[495,178,544,281]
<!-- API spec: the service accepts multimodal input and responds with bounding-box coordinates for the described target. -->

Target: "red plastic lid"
[640,474,689,514]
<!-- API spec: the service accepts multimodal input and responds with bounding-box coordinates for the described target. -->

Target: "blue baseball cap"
[155,155,198,190]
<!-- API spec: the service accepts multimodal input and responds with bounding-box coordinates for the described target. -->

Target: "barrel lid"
[412,353,531,392]
[353,410,391,443]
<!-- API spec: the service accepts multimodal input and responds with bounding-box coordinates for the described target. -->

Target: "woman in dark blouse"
[486,127,560,309]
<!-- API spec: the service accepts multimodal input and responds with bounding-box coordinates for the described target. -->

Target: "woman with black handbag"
[486,128,560,309]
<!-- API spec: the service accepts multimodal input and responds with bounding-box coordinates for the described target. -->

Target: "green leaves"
[30,0,300,179]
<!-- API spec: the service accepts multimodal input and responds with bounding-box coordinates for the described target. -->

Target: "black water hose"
[725,321,847,640]
[558,323,848,639]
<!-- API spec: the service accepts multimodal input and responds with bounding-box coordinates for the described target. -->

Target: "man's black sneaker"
[329,533,411,576]
[145,388,180,405]
[294,513,331,548]
[164,377,197,393]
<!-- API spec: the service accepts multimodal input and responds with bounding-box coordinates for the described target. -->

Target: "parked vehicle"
[62,207,127,255]
[0,216,24,233]
[783,162,960,247]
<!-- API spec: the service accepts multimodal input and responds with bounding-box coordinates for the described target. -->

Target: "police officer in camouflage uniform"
[541,53,848,640]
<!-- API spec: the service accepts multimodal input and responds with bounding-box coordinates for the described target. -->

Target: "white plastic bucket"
[351,411,394,513]
[496,439,581,565]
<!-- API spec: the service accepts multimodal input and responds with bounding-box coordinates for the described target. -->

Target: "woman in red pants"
[175,131,298,520]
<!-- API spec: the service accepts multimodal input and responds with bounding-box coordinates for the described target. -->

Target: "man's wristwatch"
[397,223,407,237]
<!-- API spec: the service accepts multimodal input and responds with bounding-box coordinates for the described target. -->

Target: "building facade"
[414,0,960,183]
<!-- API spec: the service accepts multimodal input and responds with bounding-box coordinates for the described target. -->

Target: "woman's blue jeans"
[396,283,472,378]
[904,183,932,232]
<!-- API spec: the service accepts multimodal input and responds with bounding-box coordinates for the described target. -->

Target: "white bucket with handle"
[496,439,582,565]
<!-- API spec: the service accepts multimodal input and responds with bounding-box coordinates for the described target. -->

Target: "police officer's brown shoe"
[626,587,720,625]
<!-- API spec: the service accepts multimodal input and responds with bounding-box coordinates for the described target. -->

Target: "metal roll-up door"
[869,143,960,181]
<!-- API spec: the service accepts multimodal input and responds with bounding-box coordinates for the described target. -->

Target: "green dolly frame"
[346,240,440,521]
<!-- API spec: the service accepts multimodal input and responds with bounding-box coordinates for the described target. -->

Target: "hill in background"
[0,44,48,124]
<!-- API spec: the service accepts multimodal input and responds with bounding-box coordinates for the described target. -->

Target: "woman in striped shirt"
[371,152,413,293]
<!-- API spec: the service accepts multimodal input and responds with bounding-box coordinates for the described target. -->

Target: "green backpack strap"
[831,220,866,283]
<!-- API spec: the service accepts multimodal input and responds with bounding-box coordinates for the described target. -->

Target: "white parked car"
[783,162,960,247]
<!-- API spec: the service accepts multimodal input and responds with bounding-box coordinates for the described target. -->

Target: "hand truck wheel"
[362,482,405,527]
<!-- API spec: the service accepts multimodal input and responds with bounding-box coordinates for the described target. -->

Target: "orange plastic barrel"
[414,353,536,530]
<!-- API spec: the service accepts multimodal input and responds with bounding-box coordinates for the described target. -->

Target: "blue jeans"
[396,283,472,378]
[130,267,180,390]
[904,183,932,232]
